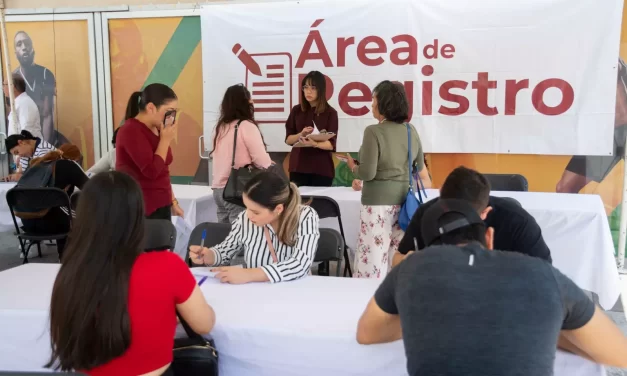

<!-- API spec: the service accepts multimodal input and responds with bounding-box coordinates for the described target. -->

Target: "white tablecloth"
[0,264,606,376]
[295,187,621,310]
[171,184,213,228]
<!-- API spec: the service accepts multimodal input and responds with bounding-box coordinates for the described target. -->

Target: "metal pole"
[617,133,627,270]
[0,3,18,135]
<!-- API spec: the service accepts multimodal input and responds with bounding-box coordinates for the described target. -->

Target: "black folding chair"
[484,174,529,192]
[144,219,176,251]
[301,195,352,277]
[6,187,72,263]
[315,228,344,277]
[186,222,231,267]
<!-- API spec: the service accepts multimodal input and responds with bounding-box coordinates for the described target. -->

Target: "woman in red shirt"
[46,171,215,376]
[285,71,339,187]
[116,83,184,220]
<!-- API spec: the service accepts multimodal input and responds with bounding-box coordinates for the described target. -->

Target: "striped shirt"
[19,138,55,172]
[211,205,320,283]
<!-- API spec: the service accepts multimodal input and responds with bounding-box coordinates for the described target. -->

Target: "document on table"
[192,267,219,279]
[192,265,244,278]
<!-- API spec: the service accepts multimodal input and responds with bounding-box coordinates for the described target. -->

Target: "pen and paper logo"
[233,43,293,124]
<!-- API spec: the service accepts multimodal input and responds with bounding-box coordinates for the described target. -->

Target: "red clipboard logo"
[233,43,293,124]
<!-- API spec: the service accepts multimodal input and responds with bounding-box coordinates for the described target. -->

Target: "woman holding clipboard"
[285,71,338,187]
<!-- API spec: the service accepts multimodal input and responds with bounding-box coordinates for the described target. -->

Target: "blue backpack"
[398,124,427,231]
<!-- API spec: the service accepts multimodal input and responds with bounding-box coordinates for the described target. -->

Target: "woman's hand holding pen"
[298,137,318,147]
[300,127,314,137]
[189,246,215,266]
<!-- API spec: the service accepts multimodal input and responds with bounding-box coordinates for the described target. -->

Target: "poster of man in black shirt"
[556,58,627,193]
[12,30,68,146]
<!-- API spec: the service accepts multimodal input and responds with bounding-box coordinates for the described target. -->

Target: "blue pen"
[198,276,208,286]
[197,230,207,261]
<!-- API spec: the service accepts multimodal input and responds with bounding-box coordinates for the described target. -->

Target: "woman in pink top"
[210,84,272,223]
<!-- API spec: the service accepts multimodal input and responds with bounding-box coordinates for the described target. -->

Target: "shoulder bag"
[398,123,427,231]
[222,120,264,207]
[172,312,219,376]
[223,120,287,207]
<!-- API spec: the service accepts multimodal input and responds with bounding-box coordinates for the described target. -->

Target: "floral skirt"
[354,205,404,279]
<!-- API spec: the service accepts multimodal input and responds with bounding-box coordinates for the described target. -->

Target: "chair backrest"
[186,222,231,263]
[484,174,528,192]
[314,228,344,263]
[6,187,72,231]
[144,219,176,251]
[301,195,342,219]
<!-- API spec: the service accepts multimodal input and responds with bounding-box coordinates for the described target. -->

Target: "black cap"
[421,199,485,247]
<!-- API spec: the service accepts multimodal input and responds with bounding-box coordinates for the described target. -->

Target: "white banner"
[201,0,622,155]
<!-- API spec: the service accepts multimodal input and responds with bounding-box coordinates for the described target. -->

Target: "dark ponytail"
[124,83,178,121]
[124,91,142,120]
[5,130,37,151]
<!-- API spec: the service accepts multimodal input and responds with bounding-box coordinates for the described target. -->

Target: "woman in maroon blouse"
[285,71,339,187]
[116,83,184,220]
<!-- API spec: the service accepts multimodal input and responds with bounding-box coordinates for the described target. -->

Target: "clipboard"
[293,142,314,148]
[307,133,336,142]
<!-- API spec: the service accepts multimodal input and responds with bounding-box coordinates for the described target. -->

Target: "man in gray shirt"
[357,199,627,375]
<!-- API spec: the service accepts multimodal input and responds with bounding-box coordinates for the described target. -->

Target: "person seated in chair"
[18,144,88,260]
[190,171,320,284]
[393,166,552,267]
[46,172,215,375]
[357,198,627,376]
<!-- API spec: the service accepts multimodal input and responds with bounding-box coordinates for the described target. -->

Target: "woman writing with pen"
[285,71,339,187]
[190,171,320,284]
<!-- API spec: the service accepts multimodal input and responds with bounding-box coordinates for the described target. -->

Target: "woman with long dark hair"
[116,83,184,220]
[4,129,55,181]
[46,171,215,375]
[19,144,88,260]
[285,71,339,187]
[190,171,320,284]
[210,84,272,223]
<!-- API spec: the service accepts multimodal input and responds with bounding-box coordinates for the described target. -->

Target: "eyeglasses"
[302,85,317,91]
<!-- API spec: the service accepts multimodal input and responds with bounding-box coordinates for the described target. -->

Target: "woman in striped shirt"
[190,171,320,284]
[4,130,55,181]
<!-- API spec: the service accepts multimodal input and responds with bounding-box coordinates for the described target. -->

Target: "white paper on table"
[172,216,194,260]
[192,267,219,278]
[191,265,244,279]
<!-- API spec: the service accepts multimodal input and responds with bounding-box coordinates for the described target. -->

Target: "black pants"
[22,208,70,259]
[290,172,333,187]
[147,205,172,220]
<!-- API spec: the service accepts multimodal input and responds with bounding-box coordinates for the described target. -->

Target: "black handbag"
[223,120,278,207]
[172,312,219,376]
